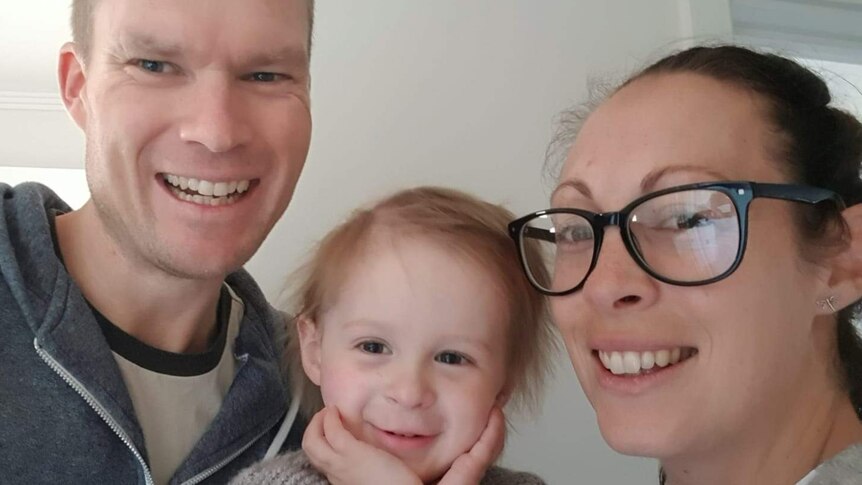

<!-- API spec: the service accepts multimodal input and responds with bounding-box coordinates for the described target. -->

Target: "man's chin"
[152,247,253,281]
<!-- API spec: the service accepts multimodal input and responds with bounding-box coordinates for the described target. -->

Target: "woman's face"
[551,73,835,460]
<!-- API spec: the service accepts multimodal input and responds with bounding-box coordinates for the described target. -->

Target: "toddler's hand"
[437,407,506,485]
[303,406,423,485]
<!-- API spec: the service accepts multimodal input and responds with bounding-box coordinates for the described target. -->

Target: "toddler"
[231,187,554,484]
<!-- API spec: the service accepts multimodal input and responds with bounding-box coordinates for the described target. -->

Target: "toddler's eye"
[435,352,467,365]
[358,341,389,354]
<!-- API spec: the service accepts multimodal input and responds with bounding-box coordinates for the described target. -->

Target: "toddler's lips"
[371,425,437,453]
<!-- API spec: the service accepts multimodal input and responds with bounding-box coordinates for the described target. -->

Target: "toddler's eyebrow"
[339,319,390,331]
[440,335,495,354]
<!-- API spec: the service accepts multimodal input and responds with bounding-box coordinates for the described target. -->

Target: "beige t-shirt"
[107,285,244,485]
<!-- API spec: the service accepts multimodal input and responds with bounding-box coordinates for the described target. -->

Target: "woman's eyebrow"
[640,165,731,192]
[551,179,592,204]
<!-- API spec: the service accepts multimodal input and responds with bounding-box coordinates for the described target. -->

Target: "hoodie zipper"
[34,337,155,485]
[179,423,275,485]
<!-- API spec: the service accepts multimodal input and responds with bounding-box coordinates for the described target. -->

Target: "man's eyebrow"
[111,33,183,58]
[244,45,309,68]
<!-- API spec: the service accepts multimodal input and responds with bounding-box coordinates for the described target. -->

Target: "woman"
[509,46,862,484]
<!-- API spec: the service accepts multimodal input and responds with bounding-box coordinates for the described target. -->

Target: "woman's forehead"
[558,73,783,198]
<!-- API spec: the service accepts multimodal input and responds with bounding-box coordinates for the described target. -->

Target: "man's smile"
[161,172,255,207]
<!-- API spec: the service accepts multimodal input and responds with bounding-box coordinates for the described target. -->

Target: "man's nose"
[178,78,252,153]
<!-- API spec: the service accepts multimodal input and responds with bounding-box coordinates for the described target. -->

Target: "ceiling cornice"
[0,91,64,112]
[732,0,862,64]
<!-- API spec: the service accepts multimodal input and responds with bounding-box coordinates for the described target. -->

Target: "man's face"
[68,0,312,279]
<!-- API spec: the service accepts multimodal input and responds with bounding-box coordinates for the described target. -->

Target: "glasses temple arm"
[522,226,557,244]
[752,182,846,209]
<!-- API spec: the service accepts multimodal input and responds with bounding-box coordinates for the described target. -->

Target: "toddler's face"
[301,237,510,482]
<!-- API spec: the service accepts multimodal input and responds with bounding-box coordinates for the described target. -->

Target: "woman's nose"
[580,228,660,312]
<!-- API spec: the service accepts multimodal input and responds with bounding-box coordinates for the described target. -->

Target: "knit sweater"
[229,450,546,485]
[797,443,862,485]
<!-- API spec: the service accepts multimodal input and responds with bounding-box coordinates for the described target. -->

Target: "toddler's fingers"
[470,407,506,463]
[322,405,360,454]
[303,408,340,470]
[439,408,507,485]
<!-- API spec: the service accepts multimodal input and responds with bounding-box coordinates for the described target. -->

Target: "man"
[0,0,313,483]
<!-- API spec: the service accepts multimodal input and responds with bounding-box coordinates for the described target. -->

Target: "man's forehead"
[93,0,311,55]
[111,30,309,67]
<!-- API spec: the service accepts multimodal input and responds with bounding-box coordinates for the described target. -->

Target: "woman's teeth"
[597,348,697,375]
[162,174,251,206]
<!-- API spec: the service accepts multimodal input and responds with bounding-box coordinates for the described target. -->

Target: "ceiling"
[732,0,862,64]
[5,1,862,92]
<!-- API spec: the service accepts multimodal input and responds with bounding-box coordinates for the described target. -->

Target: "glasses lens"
[520,212,595,293]
[628,189,740,283]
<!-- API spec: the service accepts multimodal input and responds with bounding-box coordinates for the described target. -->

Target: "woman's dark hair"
[609,44,862,485]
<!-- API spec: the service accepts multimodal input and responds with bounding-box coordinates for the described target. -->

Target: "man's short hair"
[70,0,316,62]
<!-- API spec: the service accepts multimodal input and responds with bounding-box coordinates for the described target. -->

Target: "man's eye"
[435,352,467,365]
[248,72,283,82]
[358,341,388,354]
[137,60,168,73]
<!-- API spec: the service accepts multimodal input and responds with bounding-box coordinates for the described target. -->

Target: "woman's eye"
[558,224,593,243]
[358,341,388,354]
[435,352,467,365]
[674,211,714,230]
[650,205,718,231]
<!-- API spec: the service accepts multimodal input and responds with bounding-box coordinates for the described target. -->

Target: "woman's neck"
[661,390,862,485]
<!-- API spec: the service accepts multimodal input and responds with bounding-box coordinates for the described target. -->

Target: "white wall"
[254,3,698,483]
[1,2,730,483]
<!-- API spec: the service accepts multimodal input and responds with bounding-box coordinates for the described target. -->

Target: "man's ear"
[297,315,323,386]
[820,204,862,314]
[58,42,88,130]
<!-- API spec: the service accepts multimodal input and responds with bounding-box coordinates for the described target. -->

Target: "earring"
[817,296,838,313]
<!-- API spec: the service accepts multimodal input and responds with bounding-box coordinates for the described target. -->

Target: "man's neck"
[55,203,225,354]
[662,376,862,485]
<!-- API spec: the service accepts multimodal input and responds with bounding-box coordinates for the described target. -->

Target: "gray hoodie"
[0,182,303,484]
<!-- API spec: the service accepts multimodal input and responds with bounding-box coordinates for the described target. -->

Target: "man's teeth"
[598,348,696,375]
[163,174,251,205]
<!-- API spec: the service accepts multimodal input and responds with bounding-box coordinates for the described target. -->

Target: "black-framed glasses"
[509,181,845,296]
